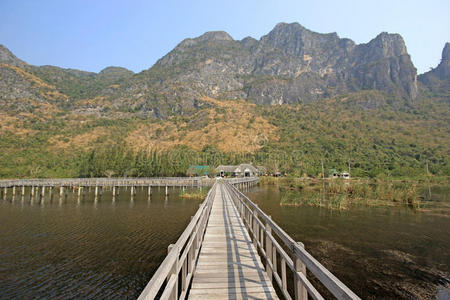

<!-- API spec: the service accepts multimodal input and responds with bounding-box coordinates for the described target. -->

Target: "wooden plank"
[189,292,278,300]
[189,285,276,295]
[189,183,278,300]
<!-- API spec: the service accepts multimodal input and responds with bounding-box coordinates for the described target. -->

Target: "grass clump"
[179,189,208,199]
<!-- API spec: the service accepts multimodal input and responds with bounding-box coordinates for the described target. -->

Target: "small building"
[330,168,339,178]
[330,169,350,179]
[340,172,350,179]
[215,164,259,177]
[187,165,210,177]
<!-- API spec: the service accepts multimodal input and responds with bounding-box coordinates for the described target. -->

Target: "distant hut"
[215,164,259,177]
[215,165,237,177]
[340,172,350,179]
[330,168,339,178]
[238,164,258,177]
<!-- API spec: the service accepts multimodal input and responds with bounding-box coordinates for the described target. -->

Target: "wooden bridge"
[0,177,257,202]
[139,179,360,300]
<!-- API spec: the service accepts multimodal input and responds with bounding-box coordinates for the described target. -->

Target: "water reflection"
[245,184,450,300]
[0,186,203,299]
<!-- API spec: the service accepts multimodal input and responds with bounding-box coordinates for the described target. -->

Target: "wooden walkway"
[189,183,278,299]
[138,179,359,300]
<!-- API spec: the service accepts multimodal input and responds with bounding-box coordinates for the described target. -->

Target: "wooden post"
[2,187,7,201]
[167,244,178,300]
[41,186,45,202]
[165,186,169,196]
[294,242,307,300]
[266,217,273,281]
[273,244,277,274]
[148,186,151,196]
[252,208,258,247]
[11,186,15,202]
[94,186,98,203]
[49,186,53,201]
[281,257,287,293]
[31,186,35,199]
[59,186,64,198]
[21,185,25,197]
[77,186,82,203]
[112,186,116,201]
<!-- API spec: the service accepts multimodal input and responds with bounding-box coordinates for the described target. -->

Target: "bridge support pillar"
[21,185,25,197]
[148,186,151,196]
[11,186,16,202]
[294,242,307,300]
[165,186,169,196]
[265,216,273,281]
[77,186,82,203]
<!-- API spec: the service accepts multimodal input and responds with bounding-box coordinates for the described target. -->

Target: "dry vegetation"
[126,97,279,152]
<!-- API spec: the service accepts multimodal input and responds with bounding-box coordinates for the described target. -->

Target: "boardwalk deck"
[189,183,278,299]
[138,178,359,300]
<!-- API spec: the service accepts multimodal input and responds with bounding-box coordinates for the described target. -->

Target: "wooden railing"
[226,176,259,185]
[226,182,360,300]
[0,177,257,188]
[138,183,217,300]
[0,177,207,188]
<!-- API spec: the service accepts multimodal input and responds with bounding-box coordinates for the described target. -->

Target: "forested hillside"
[0,24,448,179]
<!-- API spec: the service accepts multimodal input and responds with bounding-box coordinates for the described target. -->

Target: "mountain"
[0,23,421,117]
[0,44,26,67]
[111,23,417,113]
[0,24,449,179]
[419,43,450,100]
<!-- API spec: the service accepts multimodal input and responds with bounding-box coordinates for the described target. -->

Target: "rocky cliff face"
[113,22,418,109]
[0,44,26,68]
[0,23,424,118]
[418,42,450,99]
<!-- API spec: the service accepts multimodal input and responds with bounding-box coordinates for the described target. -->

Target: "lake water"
[0,186,202,299]
[245,184,450,299]
[0,184,448,299]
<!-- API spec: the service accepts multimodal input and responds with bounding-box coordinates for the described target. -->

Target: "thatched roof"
[215,165,238,173]
[215,164,258,174]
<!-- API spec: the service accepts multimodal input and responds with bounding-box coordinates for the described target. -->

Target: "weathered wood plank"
[189,183,278,299]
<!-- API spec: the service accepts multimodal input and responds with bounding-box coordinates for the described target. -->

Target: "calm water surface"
[0,184,448,299]
[0,186,202,299]
[245,184,450,300]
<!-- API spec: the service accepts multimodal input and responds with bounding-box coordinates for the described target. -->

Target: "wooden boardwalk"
[138,178,359,300]
[189,183,278,299]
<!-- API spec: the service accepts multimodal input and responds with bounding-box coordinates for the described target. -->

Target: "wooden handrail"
[0,177,257,188]
[138,183,217,300]
[225,182,360,300]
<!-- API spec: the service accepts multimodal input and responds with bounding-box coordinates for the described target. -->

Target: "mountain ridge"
[0,23,449,179]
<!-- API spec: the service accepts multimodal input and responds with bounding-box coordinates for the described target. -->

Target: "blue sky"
[0,0,448,74]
